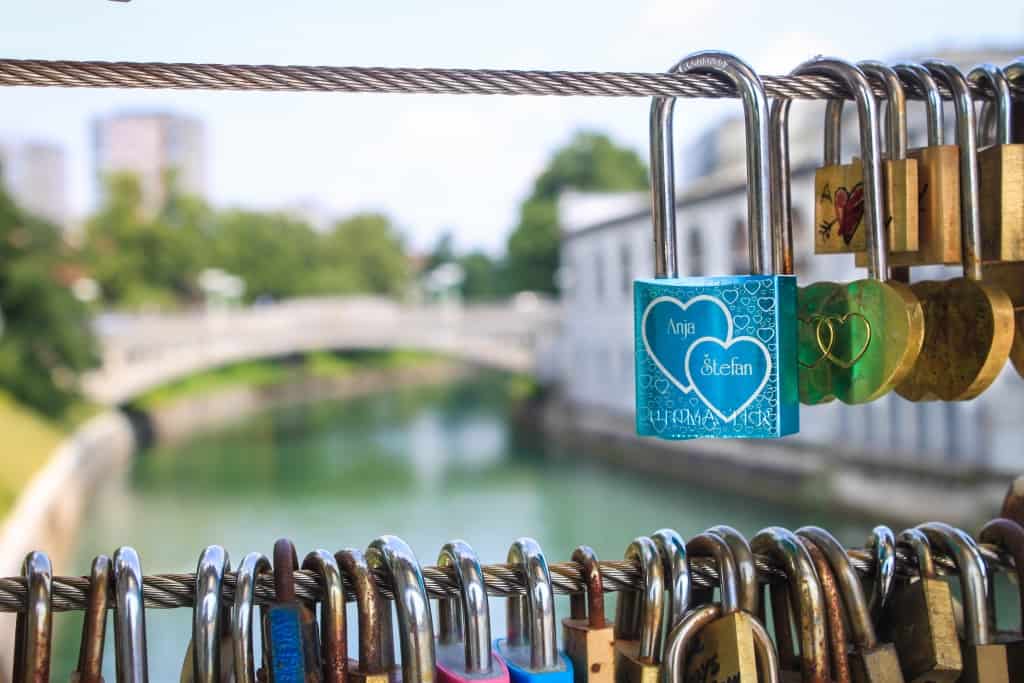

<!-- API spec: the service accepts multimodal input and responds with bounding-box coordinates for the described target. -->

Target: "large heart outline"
[684,335,772,423]
[640,295,734,394]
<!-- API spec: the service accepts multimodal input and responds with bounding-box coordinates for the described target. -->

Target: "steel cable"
[0,544,1011,612]
[0,59,1021,100]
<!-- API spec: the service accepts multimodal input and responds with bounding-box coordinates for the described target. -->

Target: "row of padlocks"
[634,53,1024,440]
[8,517,1024,683]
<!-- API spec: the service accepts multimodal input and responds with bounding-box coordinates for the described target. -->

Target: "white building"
[0,141,68,228]
[558,49,1023,472]
[93,112,206,214]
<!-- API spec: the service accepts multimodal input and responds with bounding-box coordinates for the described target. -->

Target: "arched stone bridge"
[83,296,561,405]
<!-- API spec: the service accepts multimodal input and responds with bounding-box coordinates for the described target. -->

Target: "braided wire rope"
[0,544,1011,612]
[0,59,1022,100]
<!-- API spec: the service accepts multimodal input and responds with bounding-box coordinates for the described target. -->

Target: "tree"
[315,213,411,297]
[0,188,97,416]
[504,131,648,294]
[458,251,501,301]
[424,230,456,273]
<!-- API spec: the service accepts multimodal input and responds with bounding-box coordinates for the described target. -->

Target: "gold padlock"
[883,529,961,683]
[613,537,664,683]
[797,527,904,683]
[814,98,866,253]
[918,522,1010,683]
[562,546,615,683]
[977,518,1024,682]
[969,63,1024,262]
[336,548,401,683]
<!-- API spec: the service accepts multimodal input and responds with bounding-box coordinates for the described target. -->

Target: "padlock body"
[960,642,1010,683]
[493,640,573,683]
[815,162,865,252]
[612,641,659,683]
[561,619,615,683]
[347,659,401,683]
[978,143,1024,262]
[265,604,308,683]
[683,611,758,683]
[848,643,904,683]
[886,578,962,683]
[981,262,1024,378]
[633,275,798,439]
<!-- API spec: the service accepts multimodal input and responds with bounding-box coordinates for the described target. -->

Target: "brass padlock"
[856,62,962,268]
[815,98,866,253]
[969,63,1024,261]
[562,546,615,683]
[335,548,400,683]
[752,527,829,683]
[797,527,904,683]
[303,549,348,683]
[799,536,851,683]
[978,518,1024,681]
[613,537,664,683]
[918,522,1010,683]
[231,551,272,683]
[883,529,961,683]
[72,555,111,683]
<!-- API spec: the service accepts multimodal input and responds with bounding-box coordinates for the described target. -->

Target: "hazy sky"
[0,1,1020,252]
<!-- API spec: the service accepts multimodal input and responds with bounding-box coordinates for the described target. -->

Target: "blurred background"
[1,1,1023,679]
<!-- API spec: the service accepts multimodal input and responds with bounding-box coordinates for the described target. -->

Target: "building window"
[594,249,605,301]
[686,228,704,275]
[619,242,632,296]
[730,218,747,274]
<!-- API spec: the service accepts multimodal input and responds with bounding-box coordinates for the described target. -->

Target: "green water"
[50,372,989,680]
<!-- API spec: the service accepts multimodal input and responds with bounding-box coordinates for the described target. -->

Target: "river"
[50,372,1002,680]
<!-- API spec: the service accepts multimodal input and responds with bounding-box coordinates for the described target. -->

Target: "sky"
[0,1,1020,254]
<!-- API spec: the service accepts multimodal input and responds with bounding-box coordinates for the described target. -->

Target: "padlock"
[895,60,1015,402]
[262,539,321,683]
[968,63,1024,261]
[232,551,272,683]
[72,555,111,683]
[798,536,851,683]
[978,518,1024,681]
[862,526,896,630]
[335,548,398,683]
[12,551,52,683]
[181,545,234,683]
[918,522,1010,683]
[884,528,961,683]
[366,535,437,683]
[493,538,573,683]
[302,549,348,682]
[434,541,510,683]
[560,546,613,683]
[112,546,148,683]
[635,50,796,439]
[650,529,690,635]
[819,63,920,255]
[796,58,925,404]
[682,532,762,683]
[613,537,664,683]
[797,527,904,683]
[855,62,962,268]
[751,528,829,683]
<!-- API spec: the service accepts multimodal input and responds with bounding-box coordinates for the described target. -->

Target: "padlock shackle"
[13,551,52,683]
[917,522,991,646]
[505,537,560,672]
[794,58,888,280]
[272,538,299,603]
[367,535,436,683]
[651,529,691,630]
[924,59,984,282]
[113,546,149,683]
[823,99,844,167]
[769,98,796,276]
[862,526,896,629]
[798,538,851,683]
[978,518,1024,634]
[751,528,828,683]
[232,552,270,683]
[75,555,111,682]
[568,545,605,628]
[615,536,665,662]
[893,62,944,147]
[709,525,758,616]
[896,528,937,579]
[335,548,389,674]
[968,64,1013,146]
[437,540,494,675]
[860,61,909,161]
[302,549,349,683]
[686,533,740,615]
[1006,60,1024,144]
[192,545,231,683]
[649,50,774,278]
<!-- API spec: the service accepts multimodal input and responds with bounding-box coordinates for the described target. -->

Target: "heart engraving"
[821,312,872,368]
[834,183,865,245]
[684,335,772,423]
[641,295,733,394]
[798,315,834,369]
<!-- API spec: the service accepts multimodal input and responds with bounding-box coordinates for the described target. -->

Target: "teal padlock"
[634,50,798,440]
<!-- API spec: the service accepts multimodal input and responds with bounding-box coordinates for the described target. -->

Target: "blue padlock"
[634,50,798,440]
[493,538,574,683]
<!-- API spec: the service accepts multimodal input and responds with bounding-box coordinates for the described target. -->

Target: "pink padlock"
[435,540,511,683]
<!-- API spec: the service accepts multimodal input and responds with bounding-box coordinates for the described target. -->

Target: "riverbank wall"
[536,392,1009,528]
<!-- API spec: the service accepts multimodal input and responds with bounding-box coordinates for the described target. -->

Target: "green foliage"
[0,188,98,415]
[459,251,501,300]
[316,213,411,297]
[504,131,648,294]
[213,210,320,300]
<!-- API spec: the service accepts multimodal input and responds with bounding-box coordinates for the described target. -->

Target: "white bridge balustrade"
[84,295,561,405]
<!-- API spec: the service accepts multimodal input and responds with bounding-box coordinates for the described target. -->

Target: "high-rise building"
[93,112,206,214]
[0,141,68,228]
